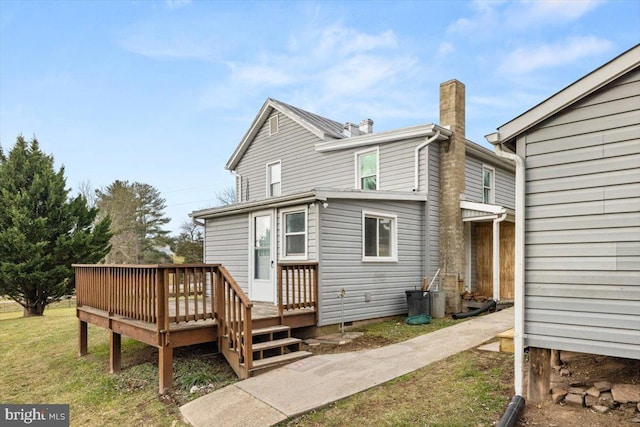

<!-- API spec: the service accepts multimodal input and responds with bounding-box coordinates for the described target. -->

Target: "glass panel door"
[251,212,274,302]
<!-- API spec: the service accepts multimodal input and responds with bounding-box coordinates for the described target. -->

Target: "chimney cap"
[343,122,360,137]
[358,118,374,134]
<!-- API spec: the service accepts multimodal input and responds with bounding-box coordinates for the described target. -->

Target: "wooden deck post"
[109,331,121,373]
[528,347,551,404]
[158,343,173,394]
[79,319,88,356]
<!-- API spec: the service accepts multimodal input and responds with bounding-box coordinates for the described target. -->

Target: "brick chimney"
[438,79,466,313]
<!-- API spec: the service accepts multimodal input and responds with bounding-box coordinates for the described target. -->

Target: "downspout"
[414,129,441,191]
[415,129,440,284]
[494,143,525,397]
[231,170,243,202]
[492,210,508,301]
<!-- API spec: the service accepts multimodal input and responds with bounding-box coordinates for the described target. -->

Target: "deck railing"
[165,266,216,323]
[75,264,218,329]
[215,266,253,374]
[277,261,318,319]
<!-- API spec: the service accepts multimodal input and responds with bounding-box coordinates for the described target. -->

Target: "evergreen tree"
[0,136,112,316]
[96,180,171,264]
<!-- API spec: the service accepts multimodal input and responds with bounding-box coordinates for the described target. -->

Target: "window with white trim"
[356,148,378,190]
[281,208,307,259]
[267,161,281,197]
[362,211,397,261]
[482,165,495,204]
[269,115,279,135]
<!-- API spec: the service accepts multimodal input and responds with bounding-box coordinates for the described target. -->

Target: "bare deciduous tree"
[215,185,236,206]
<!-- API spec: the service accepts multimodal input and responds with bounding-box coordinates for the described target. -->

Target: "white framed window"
[269,115,279,135]
[266,161,281,197]
[355,147,379,190]
[482,165,495,204]
[280,207,307,259]
[362,211,397,262]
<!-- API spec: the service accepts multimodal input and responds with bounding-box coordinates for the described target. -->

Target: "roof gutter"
[315,124,451,153]
[413,129,441,191]
[494,142,525,397]
[191,191,319,219]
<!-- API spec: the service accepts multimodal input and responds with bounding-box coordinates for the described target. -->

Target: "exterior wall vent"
[269,115,279,135]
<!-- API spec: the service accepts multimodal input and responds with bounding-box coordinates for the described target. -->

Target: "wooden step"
[252,325,290,337]
[252,337,300,352]
[251,325,291,343]
[496,328,514,353]
[250,350,313,374]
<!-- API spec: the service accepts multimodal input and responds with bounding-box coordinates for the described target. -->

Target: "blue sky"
[1,0,638,234]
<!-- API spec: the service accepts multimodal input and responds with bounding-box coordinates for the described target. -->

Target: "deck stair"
[247,325,312,375]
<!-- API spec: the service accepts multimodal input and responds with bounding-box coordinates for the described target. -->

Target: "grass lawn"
[0,307,236,427]
[282,348,514,426]
[1,306,513,426]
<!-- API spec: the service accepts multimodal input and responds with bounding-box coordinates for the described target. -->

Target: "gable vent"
[269,115,279,135]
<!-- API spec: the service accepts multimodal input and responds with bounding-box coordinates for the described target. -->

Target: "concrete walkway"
[180,307,514,427]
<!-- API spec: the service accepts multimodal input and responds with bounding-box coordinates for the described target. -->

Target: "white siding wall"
[464,154,516,208]
[522,69,640,359]
[205,214,250,292]
[318,199,424,326]
[205,205,319,292]
[235,111,441,200]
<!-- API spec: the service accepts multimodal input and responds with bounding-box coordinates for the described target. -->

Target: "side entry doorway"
[250,211,275,303]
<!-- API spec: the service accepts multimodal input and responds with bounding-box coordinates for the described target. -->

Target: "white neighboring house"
[487,44,640,400]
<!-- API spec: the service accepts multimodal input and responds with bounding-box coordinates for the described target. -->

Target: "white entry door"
[250,211,275,302]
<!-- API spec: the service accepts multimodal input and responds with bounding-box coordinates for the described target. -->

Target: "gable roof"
[226,98,345,170]
[486,43,640,148]
[276,99,345,139]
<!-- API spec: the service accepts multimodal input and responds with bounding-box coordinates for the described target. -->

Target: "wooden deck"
[74,263,318,393]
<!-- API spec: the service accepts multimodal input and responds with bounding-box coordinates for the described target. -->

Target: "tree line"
[0,136,230,316]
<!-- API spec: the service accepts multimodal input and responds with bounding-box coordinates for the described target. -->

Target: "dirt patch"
[302,334,395,354]
[520,352,640,426]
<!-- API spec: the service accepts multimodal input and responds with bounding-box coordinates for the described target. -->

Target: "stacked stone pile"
[551,380,640,417]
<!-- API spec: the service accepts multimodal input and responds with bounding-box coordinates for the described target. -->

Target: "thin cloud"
[121,36,212,60]
[448,0,601,34]
[229,63,294,87]
[499,36,614,74]
[197,24,418,122]
[437,42,455,57]
[322,54,416,95]
[308,26,398,58]
[508,0,601,27]
[447,0,498,34]
[166,0,192,10]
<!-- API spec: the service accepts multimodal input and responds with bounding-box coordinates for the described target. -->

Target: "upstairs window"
[269,115,279,135]
[282,208,307,259]
[267,161,281,197]
[356,148,379,190]
[362,211,397,262]
[482,165,495,204]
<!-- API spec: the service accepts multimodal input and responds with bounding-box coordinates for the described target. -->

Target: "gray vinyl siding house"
[194,80,515,326]
[487,44,640,360]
